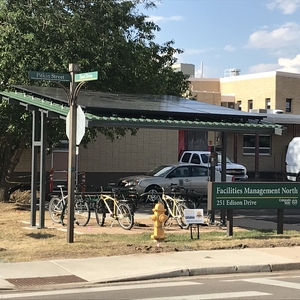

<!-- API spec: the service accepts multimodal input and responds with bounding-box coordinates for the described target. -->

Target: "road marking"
[136,291,271,300]
[243,277,300,290]
[0,281,201,299]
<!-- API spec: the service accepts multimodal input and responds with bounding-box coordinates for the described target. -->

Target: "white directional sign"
[66,105,86,145]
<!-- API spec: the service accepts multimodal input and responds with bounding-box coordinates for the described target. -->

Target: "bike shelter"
[0,85,284,238]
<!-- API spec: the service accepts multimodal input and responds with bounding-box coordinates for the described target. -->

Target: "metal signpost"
[29,66,98,243]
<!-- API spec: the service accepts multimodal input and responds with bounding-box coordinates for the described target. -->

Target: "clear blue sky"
[140,0,300,78]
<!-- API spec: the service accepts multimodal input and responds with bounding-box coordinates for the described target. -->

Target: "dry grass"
[1,198,300,263]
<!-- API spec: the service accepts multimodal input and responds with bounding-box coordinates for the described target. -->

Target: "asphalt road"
[2,271,300,299]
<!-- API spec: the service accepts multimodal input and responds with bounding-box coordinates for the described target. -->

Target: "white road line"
[243,277,300,290]
[136,291,271,300]
[0,281,201,299]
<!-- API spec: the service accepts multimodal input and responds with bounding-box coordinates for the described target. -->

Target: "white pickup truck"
[179,150,248,181]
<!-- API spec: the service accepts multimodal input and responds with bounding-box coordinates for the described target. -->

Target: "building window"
[236,101,242,110]
[248,100,253,111]
[243,134,271,155]
[286,98,292,112]
[265,98,271,109]
[228,102,235,109]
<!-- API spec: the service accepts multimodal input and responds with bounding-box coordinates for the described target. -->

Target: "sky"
[139,0,300,78]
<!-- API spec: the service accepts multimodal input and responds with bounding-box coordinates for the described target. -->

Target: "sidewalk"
[1,212,300,291]
[1,246,300,291]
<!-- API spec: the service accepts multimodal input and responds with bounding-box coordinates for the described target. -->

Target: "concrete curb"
[93,263,300,284]
[270,262,300,272]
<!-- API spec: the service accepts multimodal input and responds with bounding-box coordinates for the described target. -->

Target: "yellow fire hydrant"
[150,202,168,241]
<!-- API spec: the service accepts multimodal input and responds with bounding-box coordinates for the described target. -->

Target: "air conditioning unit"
[249,109,267,113]
[267,109,284,114]
[249,109,284,114]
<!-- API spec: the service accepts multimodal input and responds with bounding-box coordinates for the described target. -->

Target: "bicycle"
[52,186,91,227]
[168,184,204,209]
[95,187,134,230]
[142,186,189,229]
[48,185,67,223]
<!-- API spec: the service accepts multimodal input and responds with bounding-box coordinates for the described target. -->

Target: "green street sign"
[208,182,300,210]
[28,71,71,82]
[75,71,98,82]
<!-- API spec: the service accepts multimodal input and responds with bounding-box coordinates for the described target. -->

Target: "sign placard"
[184,209,204,224]
[75,71,98,82]
[28,71,71,82]
[208,182,300,210]
[66,105,86,145]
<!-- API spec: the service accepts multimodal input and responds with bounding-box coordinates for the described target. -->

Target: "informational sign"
[28,71,71,82]
[75,71,98,82]
[208,182,300,210]
[184,209,204,224]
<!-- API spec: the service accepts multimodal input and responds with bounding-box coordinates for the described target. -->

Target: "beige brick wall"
[78,128,178,172]
[15,128,179,174]
[15,149,52,172]
[191,91,221,105]
[221,75,277,111]
[190,78,220,93]
[224,126,296,175]
[276,75,300,113]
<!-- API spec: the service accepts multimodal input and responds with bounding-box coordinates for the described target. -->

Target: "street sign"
[75,71,98,82]
[28,71,71,82]
[66,105,86,145]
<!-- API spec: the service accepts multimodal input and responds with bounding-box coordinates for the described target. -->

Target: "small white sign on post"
[184,209,204,224]
[66,105,86,145]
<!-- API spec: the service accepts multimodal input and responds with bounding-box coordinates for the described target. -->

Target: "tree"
[0,0,189,201]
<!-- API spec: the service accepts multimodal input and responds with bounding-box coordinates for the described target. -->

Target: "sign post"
[29,67,98,243]
[67,63,79,243]
[66,68,98,243]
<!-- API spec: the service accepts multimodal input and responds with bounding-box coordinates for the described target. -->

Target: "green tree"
[0,0,189,201]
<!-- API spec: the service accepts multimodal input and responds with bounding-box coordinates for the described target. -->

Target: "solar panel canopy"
[13,85,264,123]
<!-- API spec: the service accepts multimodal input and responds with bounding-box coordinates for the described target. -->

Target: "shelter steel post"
[38,112,47,228]
[30,109,47,228]
[30,110,39,226]
[67,63,79,243]
[220,132,227,229]
[255,133,259,178]
[208,146,216,224]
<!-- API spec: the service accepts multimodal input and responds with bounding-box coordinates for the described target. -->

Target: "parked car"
[179,151,248,181]
[117,163,234,199]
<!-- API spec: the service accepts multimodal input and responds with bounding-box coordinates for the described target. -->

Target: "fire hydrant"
[150,202,168,241]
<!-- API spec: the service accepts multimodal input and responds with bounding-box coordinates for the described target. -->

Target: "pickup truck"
[179,150,248,181]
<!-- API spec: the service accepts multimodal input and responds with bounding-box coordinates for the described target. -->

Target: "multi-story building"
[188,70,300,179]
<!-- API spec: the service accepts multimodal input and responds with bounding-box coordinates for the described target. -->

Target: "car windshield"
[217,154,231,163]
[145,165,174,177]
